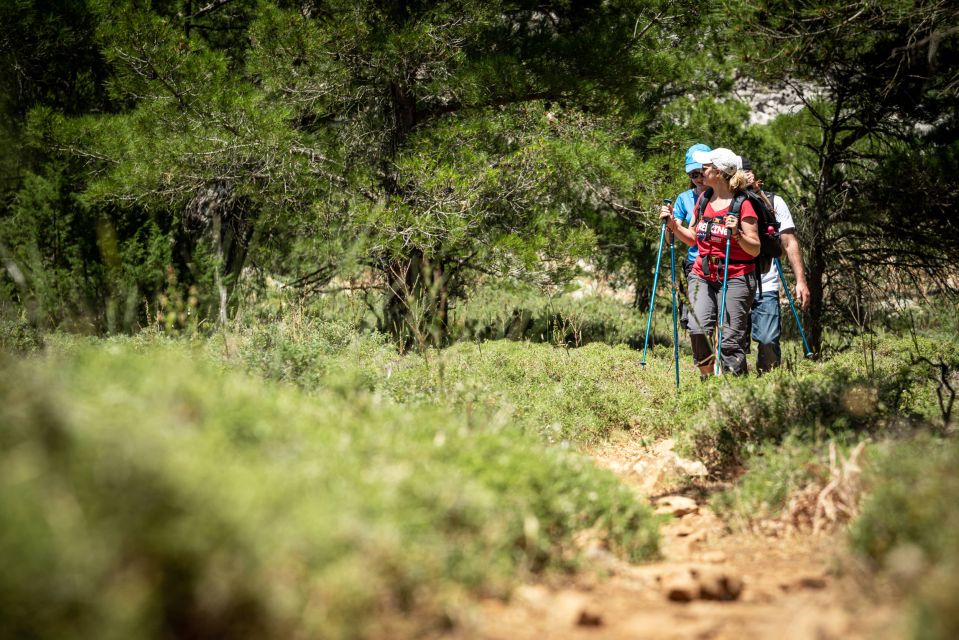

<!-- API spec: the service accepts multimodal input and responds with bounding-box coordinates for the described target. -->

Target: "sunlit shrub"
[0,342,658,639]
[447,282,649,347]
[850,437,959,640]
[683,336,957,470]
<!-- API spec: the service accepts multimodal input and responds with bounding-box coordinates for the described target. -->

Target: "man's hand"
[781,231,809,310]
[794,280,810,310]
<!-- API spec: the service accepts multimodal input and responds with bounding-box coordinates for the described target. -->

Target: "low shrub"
[447,282,650,347]
[709,435,825,527]
[849,436,959,640]
[0,315,44,353]
[228,307,395,393]
[382,339,688,445]
[0,341,658,639]
[682,335,958,470]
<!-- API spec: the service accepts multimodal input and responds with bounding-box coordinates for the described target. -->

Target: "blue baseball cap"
[684,143,711,174]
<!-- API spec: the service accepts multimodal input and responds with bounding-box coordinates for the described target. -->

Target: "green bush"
[226,303,692,445]
[682,336,958,470]
[382,339,688,444]
[0,315,44,353]
[229,307,395,393]
[850,436,959,640]
[0,341,658,639]
[447,282,649,347]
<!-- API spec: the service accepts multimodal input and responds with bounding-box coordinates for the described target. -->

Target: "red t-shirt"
[691,196,758,281]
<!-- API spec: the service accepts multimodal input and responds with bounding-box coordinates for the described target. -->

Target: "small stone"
[696,567,743,601]
[661,570,699,602]
[654,495,699,517]
[670,456,709,477]
[685,529,708,544]
[885,543,928,584]
[798,576,828,590]
[553,592,590,626]
[576,608,604,627]
[666,582,698,602]
[514,584,550,609]
[701,551,727,563]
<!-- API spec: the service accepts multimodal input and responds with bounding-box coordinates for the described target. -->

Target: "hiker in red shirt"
[660,148,761,377]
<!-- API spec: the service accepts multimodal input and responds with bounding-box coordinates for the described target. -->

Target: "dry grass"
[757,441,867,537]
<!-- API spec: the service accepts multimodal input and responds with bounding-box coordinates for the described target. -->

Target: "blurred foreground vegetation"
[2,290,958,638]
[1,333,659,639]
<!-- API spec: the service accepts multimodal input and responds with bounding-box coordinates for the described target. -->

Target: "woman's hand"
[660,205,675,230]
[724,214,739,233]
[735,218,761,257]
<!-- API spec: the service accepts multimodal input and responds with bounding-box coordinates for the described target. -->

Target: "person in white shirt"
[742,158,810,372]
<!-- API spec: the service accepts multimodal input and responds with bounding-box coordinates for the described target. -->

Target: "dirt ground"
[451,437,905,640]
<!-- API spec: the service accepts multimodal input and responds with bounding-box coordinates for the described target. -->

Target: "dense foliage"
[6,0,953,343]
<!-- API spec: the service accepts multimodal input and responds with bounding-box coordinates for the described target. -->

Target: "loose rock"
[701,551,727,563]
[662,571,699,602]
[655,496,699,518]
[660,566,744,602]
[696,567,744,601]
[576,608,604,627]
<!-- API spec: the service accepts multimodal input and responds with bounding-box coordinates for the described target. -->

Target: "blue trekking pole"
[667,201,680,390]
[714,210,739,376]
[775,257,814,358]
[640,219,667,368]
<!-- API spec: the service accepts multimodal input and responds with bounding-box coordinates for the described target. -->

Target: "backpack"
[695,187,782,274]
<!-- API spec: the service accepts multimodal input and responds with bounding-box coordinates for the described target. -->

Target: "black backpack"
[695,187,782,273]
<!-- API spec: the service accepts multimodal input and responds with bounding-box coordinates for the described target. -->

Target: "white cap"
[691,147,742,174]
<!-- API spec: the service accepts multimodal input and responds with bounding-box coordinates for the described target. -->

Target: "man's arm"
[780,231,809,310]
[770,193,810,310]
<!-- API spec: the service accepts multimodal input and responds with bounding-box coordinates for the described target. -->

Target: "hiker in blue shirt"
[670,143,711,329]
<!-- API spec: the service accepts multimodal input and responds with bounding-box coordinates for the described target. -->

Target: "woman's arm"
[727,216,760,257]
[660,205,696,246]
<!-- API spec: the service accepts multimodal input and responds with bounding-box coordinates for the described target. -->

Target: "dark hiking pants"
[687,272,757,375]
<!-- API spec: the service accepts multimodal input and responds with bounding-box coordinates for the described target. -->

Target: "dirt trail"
[455,438,902,640]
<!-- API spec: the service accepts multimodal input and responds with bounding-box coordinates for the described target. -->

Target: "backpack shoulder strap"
[730,192,747,218]
[695,187,714,219]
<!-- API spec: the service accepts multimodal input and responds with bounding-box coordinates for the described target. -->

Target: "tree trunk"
[805,127,842,355]
[805,216,826,354]
[212,210,228,326]
[633,256,648,309]
[382,250,451,350]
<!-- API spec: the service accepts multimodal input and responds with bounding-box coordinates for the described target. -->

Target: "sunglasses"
[689,171,704,180]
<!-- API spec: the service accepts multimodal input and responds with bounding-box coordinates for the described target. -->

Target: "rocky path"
[451,438,902,640]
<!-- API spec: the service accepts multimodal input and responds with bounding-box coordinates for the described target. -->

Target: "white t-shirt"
[761,193,795,293]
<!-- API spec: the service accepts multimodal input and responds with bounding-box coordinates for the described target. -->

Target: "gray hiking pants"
[687,272,757,375]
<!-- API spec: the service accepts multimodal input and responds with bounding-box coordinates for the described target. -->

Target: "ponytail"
[728,169,749,193]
